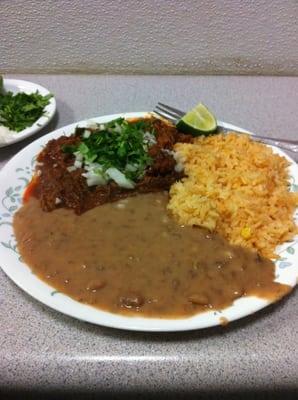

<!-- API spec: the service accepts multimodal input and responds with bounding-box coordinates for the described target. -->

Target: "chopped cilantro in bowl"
[0,76,52,133]
[63,118,157,189]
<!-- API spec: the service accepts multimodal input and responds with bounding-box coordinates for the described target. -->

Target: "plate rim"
[0,111,297,332]
[0,78,56,148]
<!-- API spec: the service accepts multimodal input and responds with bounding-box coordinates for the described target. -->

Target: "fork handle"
[218,126,297,145]
[217,126,298,153]
[252,135,298,145]
[253,137,298,153]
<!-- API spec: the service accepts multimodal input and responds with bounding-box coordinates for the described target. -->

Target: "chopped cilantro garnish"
[64,118,156,184]
[0,80,52,132]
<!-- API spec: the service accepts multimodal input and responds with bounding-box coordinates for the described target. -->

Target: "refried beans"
[13,192,290,318]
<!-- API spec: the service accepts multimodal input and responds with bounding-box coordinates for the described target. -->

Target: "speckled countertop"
[0,75,298,399]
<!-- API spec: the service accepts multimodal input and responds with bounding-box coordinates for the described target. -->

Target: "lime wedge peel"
[176,102,217,136]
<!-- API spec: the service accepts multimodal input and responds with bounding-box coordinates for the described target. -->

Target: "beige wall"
[1,0,298,75]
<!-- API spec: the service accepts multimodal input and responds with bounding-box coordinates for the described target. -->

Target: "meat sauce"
[30,118,192,214]
[13,192,290,318]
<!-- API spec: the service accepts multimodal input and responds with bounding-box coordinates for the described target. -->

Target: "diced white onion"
[173,151,186,164]
[106,167,135,189]
[175,163,184,172]
[67,165,77,172]
[86,174,107,186]
[162,148,174,156]
[74,160,82,168]
[74,151,83,161]
[114,123,122,134]
[143,131,156,146]
[173,151,185,172]
[82,162,108,186]
[125,163,138,172]
[83,130,91,139]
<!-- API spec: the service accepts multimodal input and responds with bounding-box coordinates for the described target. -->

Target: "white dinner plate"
[0,79,56,147]
[0,112,297,332]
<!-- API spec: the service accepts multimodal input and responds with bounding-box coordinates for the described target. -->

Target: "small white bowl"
[0,79,56,148]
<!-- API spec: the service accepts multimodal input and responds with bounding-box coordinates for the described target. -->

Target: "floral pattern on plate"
[0,114,297,332]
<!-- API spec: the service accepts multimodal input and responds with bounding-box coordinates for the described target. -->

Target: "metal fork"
[154,102,298,154]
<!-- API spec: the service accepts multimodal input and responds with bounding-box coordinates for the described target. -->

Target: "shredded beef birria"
[25,117,192,214]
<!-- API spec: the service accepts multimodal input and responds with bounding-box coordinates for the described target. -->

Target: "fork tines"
[154,102,185,123]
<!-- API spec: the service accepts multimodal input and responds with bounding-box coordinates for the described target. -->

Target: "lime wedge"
[176,102,217,136]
